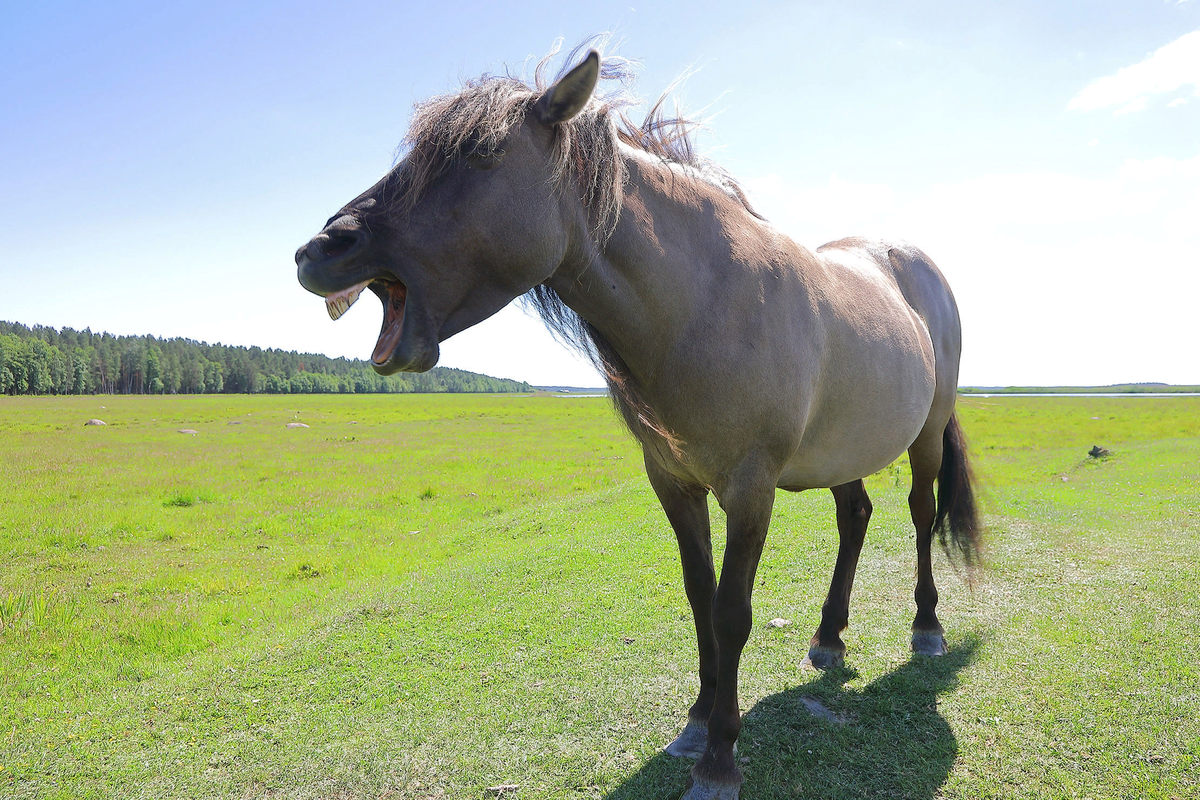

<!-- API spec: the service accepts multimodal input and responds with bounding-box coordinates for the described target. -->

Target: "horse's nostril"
[320,234,357,259]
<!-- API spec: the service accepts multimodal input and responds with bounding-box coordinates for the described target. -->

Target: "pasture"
[1,394,1197,799]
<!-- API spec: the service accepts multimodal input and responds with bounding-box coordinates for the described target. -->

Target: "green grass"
[1,393,1197,798]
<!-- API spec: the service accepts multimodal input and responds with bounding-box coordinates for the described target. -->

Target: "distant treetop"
[0,321,532,396]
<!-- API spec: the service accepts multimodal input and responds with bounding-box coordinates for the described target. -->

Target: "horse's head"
[295,51,600,374]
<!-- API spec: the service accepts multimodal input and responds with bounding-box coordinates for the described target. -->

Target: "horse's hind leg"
[644,454,717,760]
[804,480,872,670]
[908,429,947,655]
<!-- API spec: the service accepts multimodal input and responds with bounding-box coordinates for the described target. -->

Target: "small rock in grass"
[799,695,851,724]
[767,618,791,628]
[286,422,310,429]
[178,429,197,435]
[85,419,106,426]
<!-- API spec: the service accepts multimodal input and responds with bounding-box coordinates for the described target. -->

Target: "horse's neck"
[548,153,767,380]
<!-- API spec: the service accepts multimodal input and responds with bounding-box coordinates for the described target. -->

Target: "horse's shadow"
[606,638,980,800]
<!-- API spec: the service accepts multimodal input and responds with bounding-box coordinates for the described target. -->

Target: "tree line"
[0,322,533,396]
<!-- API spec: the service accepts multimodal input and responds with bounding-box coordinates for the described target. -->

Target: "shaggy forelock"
[396,78,537,211]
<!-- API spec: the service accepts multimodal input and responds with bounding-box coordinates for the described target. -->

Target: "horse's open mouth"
[323,277,408,366]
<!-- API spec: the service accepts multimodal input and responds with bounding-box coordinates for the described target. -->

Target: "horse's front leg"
[685,464,776,800]
[644,454,716,760]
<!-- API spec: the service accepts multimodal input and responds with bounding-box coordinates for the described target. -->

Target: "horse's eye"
[466,149,504,171]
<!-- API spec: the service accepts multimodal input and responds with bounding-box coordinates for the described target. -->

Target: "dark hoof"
[802,645,845,670]
[665,720,707,759]
[681,775,742,799]
[911,630,947,656]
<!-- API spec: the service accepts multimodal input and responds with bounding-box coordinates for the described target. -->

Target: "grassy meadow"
[1,393,1197,799]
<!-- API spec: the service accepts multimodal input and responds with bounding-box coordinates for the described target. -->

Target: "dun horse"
[296,46,980,800]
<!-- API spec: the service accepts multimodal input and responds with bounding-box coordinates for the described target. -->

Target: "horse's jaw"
[365,279,440,375]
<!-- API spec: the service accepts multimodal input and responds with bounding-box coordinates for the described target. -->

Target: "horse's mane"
[394,41,756,234]
[395,41,754,452]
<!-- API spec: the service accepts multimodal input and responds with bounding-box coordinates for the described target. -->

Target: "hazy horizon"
[6,317,1198,391]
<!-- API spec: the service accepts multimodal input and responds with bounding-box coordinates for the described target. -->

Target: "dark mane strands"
[393,41,752,452]
[393,39,755,238]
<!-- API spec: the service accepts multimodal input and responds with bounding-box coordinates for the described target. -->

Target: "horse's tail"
[934,413,982,565]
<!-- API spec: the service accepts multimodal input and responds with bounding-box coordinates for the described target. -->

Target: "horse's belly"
[776,320,937,490]
[776,414,927,489]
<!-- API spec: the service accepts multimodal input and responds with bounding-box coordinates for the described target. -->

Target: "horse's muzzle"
[295,218,372,296]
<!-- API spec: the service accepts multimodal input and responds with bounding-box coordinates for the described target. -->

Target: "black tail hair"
[934,413,982,566]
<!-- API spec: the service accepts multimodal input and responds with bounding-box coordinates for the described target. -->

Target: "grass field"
[1,393,1197,799]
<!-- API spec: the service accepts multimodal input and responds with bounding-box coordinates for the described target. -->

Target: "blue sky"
[2,1,1197,386]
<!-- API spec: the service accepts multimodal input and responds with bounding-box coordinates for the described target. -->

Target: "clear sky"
[2,1,1197,387]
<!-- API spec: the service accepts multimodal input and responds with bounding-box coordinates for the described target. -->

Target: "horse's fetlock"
[691,750,744,786]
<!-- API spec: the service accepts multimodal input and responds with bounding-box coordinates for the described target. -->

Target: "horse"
[295,45,980,800]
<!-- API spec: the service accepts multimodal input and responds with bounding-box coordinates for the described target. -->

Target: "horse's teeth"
[324,281,371,321]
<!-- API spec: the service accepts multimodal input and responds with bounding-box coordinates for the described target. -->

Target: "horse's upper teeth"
[325,280,372,321]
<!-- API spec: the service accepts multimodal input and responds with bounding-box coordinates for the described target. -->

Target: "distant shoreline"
[534,386,610,395]
[960,384,1200,395]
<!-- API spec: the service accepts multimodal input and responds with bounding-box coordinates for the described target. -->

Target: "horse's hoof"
[802,645,845,670]
[911,630,947,656]
[681,776,741,800]
[665,719,707,759]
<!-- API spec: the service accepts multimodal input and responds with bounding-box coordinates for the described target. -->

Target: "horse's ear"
[535,49,600,126]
